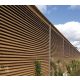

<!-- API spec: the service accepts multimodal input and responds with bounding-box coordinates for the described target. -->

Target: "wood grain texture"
[0,5,80,76]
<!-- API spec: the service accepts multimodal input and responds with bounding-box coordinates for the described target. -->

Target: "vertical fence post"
[63,39,64,57]
[49,24,51,76]
[69,45,70,58]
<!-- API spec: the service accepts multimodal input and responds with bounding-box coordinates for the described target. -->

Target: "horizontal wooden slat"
[0,5,80,76]
[0,5,49,76]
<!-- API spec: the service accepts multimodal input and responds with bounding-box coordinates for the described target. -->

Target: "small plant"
[51,60,63,76]
[50,61,57,70]
[57,67,63,76]
[66,65,71,74]
[34,61,41,76]
[50,61,57,76]
[71,60,77,71]
[66,60,80,76]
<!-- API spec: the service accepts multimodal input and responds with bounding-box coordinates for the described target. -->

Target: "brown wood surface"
[0,5,80,76]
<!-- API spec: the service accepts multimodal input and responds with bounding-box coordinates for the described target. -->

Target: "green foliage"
[57,67,63,76]
[54,70,58,76]
[66,60,80,76]
[35,61,41,76]
[70,60,77,71]
[51,59,80,76]
[66,65,71,74]
[51,61,57,70]
[50,61,57,76]
[51,60,63,76]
